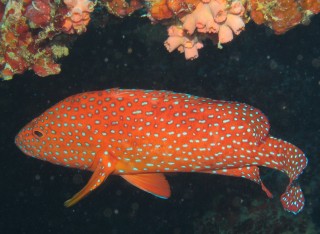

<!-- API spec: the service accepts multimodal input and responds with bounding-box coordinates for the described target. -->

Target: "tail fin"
[280,181,305,214]
[258,136,308,214]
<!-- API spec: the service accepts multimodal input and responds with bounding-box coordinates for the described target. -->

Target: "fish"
[15,88,308,214]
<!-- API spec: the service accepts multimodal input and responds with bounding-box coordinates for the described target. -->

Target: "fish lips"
[14,128,36,157]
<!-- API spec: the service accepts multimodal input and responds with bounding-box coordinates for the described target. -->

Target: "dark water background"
[0,14,319,234]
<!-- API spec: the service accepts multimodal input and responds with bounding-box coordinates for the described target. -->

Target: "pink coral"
[164,0,245,59]
[181,0,245,44]
[164,26,204,60]
[62,0,95,34]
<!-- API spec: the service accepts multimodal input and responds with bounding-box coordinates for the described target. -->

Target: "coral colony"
[0,0,319,79]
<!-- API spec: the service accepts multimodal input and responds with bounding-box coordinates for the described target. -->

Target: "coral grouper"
[15,89,307,214]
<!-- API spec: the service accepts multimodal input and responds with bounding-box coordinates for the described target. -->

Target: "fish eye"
[33,130,43,138]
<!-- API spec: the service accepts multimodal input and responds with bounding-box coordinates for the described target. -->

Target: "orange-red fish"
[15,89,307,214]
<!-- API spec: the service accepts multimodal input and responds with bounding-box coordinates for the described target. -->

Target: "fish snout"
[15,130,28,154]
[14,127,36,157]
[15,128,25,148]
[14,133,21,147]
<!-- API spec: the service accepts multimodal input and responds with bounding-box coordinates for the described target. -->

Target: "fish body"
[15,89,307,213]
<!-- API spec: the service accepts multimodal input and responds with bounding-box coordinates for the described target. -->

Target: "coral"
[164,25,203,60]
[0,0,319,78]
[62,0,95,34]
[145,0,174,20]
[300,0,320,14]
[249,0,320,34]
[164,0,246,59]
[25,0,52,28]
[181,0,245,42]
[103,0,143,18]
[145,0,200,21]
[0,2,4,21]
[0,0,92,80]
[0,0,66,79]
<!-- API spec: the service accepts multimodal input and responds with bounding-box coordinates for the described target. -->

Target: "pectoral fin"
[121,173,171,199]
[64,155,116,207]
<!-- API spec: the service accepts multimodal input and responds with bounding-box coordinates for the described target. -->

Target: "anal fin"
[64,154,116,207]
[202,166,273,198]
[121,173,171,199]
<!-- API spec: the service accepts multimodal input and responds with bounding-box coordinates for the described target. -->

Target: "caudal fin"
[258,136,308,214]
[280,181,305,214]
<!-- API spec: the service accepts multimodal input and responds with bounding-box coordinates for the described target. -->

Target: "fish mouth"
[14,133,22,148]
[15,134,25,152]
[14,131,31,156]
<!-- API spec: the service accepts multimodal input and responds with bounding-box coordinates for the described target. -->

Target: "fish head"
[15,113,56,161]
[15,97,95,168]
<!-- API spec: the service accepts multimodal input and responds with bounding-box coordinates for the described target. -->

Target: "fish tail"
[258,136,308,214]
